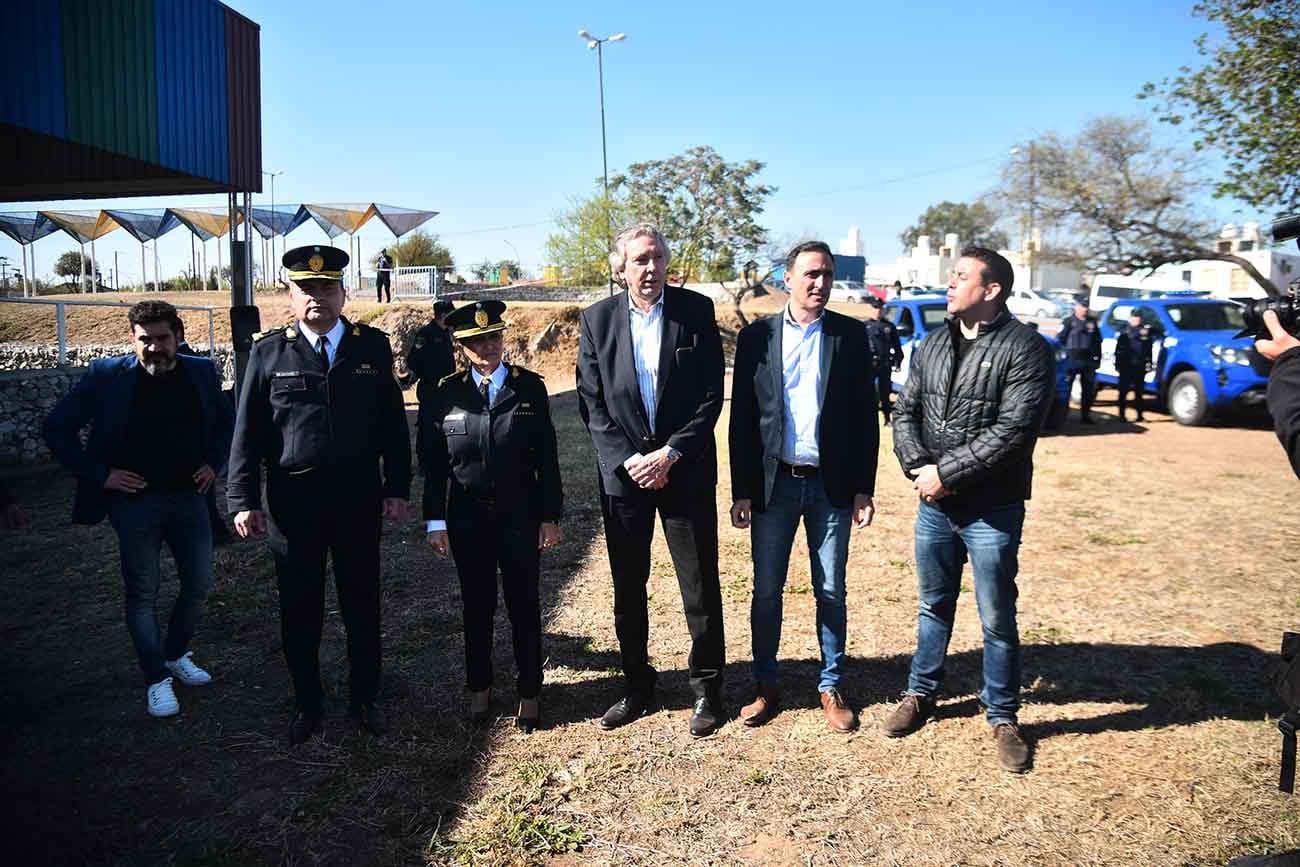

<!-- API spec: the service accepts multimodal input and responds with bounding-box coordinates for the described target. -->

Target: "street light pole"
[263,169,284,283]
[577,29,625,296]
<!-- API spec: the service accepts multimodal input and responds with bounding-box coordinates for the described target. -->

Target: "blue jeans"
[907,500,1024,724]
[750,469,853,692]
[108,492,213,684]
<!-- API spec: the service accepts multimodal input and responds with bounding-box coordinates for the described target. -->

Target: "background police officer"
[1115,310,1154,422]
[227,245,411,745]
[1058,298,1103,423]
[863,296,903,425]
[407,299,457,469]
[419,300,563,732]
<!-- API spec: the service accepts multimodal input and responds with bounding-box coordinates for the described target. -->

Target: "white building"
[863,232,1081,293]
[1089,222,1299,303]
[838,226,864,258]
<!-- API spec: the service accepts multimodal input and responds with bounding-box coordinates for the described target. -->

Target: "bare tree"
[993,115,1280,295]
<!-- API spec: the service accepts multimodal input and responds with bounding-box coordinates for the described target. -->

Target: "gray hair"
[608,223,672,285]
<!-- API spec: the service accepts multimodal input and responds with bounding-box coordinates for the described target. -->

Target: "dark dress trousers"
[227,319,411,714]
[576,286,726,700]
[729,309,879,513]
[419,364,563,698]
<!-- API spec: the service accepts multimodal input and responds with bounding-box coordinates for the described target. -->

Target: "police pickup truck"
[883,294,1071,430]
[1093,294,1269,426]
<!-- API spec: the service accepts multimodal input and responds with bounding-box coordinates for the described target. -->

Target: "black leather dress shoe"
[600,694,650,730]
[689,696,722,738]
[288,710,323,746]
[351,702,387,736]
[516,700,542,734]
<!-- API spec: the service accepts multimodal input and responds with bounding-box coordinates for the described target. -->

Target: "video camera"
[1237,214,1300,340]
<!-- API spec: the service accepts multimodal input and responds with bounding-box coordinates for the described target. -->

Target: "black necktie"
[317,335,330,371]
[479,377,490,407]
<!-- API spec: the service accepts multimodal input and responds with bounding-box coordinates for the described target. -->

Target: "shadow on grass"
[0,387,607,867]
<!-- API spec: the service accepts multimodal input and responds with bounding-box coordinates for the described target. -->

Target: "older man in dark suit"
[576,223,727,738]
[729,241,878,733]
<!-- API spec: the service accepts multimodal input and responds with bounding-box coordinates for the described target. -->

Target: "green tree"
[371,229,454,270]
[53,250,94,290]
[704,247,737,282]
[610,145,775,284]
[544,190,630,287]
[992,115,1280,293]
[495,260,524,282]
[469,260,495,282]
[898,201,1008,252]
[1139,0,1300,210]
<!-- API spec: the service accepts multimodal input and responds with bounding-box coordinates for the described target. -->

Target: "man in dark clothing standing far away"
[407,298,457,469]
[883,247,1054,774]
[376,248,394,303]
[1057,298,1103,423]
[576,223,727,739]
[863,295,903,426]
[227,245,411,746]
[44,300,233,719]
[1115,310,1156,422]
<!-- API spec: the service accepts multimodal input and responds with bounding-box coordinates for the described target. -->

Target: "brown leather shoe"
[740,683,779,727]
[993,722,1031,773]
[819,689,857,733]
[881,693,935,738]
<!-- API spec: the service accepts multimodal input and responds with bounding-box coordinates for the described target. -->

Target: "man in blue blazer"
[44,300,234,719]
[728,241,878,733]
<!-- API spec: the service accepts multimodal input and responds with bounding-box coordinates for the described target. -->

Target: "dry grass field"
[1,291,1298,866]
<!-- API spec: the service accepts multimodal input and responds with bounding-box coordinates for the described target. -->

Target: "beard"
[141,351,177,375]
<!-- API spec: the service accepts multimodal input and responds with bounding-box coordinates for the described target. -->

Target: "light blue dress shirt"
[780,306,823,466]
[629,292,664,433]
[298,318,345,367]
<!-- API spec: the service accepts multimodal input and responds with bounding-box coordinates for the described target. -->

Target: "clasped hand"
[912,464,949,503]
[626,446,675,490]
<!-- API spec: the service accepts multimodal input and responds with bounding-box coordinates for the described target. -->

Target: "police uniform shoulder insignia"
[510,365,519,379]
[352,326,361,337]
[284,327,298,340]
[251,331,264,342]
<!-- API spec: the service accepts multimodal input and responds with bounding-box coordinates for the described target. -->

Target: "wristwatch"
[666,446,682,463]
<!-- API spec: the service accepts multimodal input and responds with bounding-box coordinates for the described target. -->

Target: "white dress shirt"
[426,363,507,533]
[298,318,345,367]
[780,305,823,466]
[623,292,665,469]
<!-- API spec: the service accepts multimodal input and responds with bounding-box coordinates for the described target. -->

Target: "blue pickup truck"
[883,294,1071,430]
[1093,295,1269,425]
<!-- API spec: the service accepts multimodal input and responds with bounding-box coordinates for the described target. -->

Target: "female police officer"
[419,300,563,731]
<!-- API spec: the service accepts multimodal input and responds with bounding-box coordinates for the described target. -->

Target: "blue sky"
[2,0,1262,287]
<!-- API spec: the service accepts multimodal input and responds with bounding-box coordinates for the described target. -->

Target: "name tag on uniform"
[354,363,378,376]
[272,371,307,391]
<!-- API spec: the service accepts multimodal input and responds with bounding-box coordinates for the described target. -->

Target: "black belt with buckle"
[780,461,819,478]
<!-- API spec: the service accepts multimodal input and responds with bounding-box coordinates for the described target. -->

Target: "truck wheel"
[1168,371,1208,426]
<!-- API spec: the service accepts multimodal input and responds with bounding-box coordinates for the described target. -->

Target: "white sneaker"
[147,677,180,717]
[165,651,212,686]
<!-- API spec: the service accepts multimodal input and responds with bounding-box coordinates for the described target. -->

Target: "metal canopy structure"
[1,202,438,295]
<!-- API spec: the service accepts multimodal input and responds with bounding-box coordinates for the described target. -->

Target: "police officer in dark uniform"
[419,300,563,733]
[227,244,411,745]
[1057,297,1103,423]
[1115,309,1154,422]
[407,300,457,468]
[862,296,903,425]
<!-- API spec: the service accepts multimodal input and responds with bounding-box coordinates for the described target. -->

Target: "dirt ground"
[1,293,1298,866]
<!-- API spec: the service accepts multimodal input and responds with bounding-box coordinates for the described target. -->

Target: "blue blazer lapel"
[102,355,139,447]
[614,292,651,434]
[654,289,682,410]
[817,314,835,406]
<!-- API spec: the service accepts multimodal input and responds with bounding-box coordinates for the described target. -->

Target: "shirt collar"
[470,363,508,390]
[299,318,346,349]
[783,304,824,330]
[628,290,665,316]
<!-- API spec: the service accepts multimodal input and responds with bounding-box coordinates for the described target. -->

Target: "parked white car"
[830,280,871,303]
[1006,288,1068,319]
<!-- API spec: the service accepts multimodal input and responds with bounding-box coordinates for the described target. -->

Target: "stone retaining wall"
[0,345,235,467]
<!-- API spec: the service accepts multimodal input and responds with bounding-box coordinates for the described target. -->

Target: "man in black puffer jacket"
[881,246,1054,775]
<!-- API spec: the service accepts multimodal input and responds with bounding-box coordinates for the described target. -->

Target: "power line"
[780,152,1007,202]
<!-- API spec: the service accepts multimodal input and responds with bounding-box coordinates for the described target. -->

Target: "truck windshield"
[920,304,948,330]
[1165,303,1245,331]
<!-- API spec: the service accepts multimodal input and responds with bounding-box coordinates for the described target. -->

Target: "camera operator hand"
[1256,310,1300,362]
